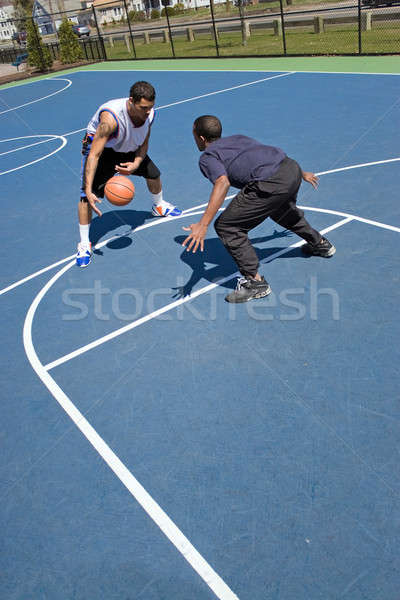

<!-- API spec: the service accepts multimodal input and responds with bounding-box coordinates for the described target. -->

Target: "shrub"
[161,6,175,16]
[128,9,146,21]
[26,16,53,71]
[58,19,84,64]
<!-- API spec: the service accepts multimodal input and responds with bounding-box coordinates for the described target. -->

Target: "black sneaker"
[302,236,336,257]
[225,276,271,303]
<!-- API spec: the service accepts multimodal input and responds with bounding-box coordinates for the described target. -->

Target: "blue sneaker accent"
[166,206,182,217]
[76,242,92,267]
[152,201,182,217]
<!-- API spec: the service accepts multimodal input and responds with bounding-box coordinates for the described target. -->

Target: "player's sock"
[151,191,163,206]
[79,224,90,245]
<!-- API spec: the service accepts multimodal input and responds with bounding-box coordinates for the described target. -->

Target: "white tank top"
[86,98,155,153]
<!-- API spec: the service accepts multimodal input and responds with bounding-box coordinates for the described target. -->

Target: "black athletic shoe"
[225,276,271,303]
[302,236,336,257]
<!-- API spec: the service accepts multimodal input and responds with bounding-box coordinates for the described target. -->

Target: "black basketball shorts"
[80,134,161,199]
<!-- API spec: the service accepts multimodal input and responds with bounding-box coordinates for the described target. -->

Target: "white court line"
[65,68,400,76]
[31,73,294,140]
[298,205,400,233]
[22,204,400,597]
[317,157,400,176]
[22,213,351,600]
[0,134,67,176]
[22,287,240,600]
[0,135,61,157]
[0,135,57,156]
[156,72,294,109]
[0,207,206,297]
[44,216,352,372]
[1,150,400,296]
[11,69,399,599]
[0,73,293,175]
[0,79,72,115]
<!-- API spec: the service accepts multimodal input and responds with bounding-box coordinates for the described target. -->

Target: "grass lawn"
[102,23,400,59]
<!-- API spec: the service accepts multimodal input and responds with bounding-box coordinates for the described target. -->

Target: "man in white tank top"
[76,81,181,267]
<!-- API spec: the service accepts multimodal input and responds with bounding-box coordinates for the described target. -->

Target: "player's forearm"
[199,177,230,227]
[84,154,99,195]
[135,135,150,162]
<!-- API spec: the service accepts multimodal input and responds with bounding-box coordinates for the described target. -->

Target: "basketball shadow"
[172,229,305,298]
[90,209,152,255]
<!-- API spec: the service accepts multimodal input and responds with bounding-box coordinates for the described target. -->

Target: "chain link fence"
[1,0,399,66]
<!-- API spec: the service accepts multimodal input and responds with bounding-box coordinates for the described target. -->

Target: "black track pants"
[214,157,321,277]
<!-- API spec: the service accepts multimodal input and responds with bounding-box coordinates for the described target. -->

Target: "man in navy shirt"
[183,115,335,303]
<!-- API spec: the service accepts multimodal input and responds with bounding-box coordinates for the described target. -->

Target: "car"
[72,24,90,37]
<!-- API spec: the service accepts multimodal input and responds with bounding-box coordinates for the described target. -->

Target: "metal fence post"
[357,0,362,54]
[278,0,287,56]
[91,4,106,60]
[209,0,220,57]
[164,6,175,58]
[123,0,137,59]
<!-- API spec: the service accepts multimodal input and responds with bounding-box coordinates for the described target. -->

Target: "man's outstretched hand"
[302,171,319,189]
[86,191,102,217]
[182,222,208,253]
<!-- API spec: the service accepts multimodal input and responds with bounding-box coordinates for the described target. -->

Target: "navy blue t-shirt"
[199,134,286,189]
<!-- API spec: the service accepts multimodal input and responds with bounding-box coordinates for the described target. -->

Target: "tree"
[26,16,53,71]
[12,1,29,36]
[13,0,33,15]
[58,19,84,64]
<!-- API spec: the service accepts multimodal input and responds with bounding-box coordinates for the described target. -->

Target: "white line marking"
[156,72,294,109]
[63,127,87,137]
[0,136,60,157]
[61,68,400,76]
[1,178,400,297]
[0,79,72,115]
[1,68,398,95]
[298,205,400,233]
[0,134,67,176]
[23,272,240,600]
[0,72,293,179]
[44,217,351,372]
[317,157,400,176]
[0,208,204,296]
[21,73,294,140]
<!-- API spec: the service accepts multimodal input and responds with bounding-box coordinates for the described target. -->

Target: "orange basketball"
[105,176,135,206]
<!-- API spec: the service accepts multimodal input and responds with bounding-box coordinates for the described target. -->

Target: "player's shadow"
[173,229,305,298]
[90,209,152,255]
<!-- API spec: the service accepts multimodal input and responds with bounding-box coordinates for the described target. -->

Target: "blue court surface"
[1,67,400,600]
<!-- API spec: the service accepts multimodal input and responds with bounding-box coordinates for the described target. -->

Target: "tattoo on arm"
[97,122,114,138]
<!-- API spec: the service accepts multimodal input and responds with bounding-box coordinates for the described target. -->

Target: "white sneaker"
[76,242,92,267]
[151,200,182,217]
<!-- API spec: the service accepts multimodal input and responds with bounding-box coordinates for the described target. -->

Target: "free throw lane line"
[44,216,352,372]
[23,264,240,600]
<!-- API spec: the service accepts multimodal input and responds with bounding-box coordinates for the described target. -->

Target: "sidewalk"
[0,61,31,85]
[1,63,19,76]
[0,59,98,86]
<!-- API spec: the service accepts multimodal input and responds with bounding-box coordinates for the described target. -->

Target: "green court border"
[1,55,399,90]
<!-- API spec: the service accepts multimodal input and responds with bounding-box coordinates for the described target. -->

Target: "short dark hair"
[193,115,222,142]
[130,81,156,103]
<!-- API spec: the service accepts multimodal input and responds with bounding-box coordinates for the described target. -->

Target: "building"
[0,1,16,41]
[92,0,145,24]
[91,0,226,24]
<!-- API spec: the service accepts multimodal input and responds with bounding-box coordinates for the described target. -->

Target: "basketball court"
[1,57,399,600]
